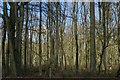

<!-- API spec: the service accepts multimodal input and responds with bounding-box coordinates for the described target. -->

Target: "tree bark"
[2,19,6,77]
[117,2,120,77]
[19,2,24,69]
[24,4,29,74]
[55,2,59,68]
[60,2,66,70]
[90,1,96,74]
[46,10,49,64]
[98,2,106,75]
[39,2,42,75]
[14,2,23,76]
[7,2,17,76]
[48,2,54,77]
[73,2,79,74]
[30,10,33,68]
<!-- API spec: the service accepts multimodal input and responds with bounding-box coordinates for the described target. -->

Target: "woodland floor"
[3,68,120,80]
[3,66,120,79]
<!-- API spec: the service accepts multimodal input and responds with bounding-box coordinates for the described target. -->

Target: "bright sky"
[0,0,117,27]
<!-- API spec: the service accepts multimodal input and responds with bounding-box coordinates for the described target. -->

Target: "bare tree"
[24,4,29,74]
[73,2,79,74]
[2,3,7,76]
[90,1,96,74]
[39,2,42,75]
[117,2,120,77]
[55,2,59,68]
[98,2,106,74]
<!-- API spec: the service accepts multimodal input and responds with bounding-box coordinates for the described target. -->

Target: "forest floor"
[19,66,119,78]
[3,65,120,80]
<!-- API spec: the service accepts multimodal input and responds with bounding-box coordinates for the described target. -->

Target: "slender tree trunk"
[75,17,78,74]
[59,4,62,69]
[48,2,53,77]
[103,2,107,74]
[73,2,79,74]
[46,13,49,64]
[82,2,88,71]
[117,2,120,77]
[24,4,29,74]
[39,2,42,75]
[30,27,33,68]
[98,2,106,75]
[6,35,10,76]
[3,2,8,76]
[98,2,101,74]
[19,2,24,69]
[4,3,10,76]
[30,11,33,68]
[2,22,6,77]
[60,18,66,70]
[85,43,88,70]
[105,2,110,74]
[60,4,66,69]
[55,2,59,68]
[50,24,54,78]
[90,1,96,74]
[71,19,74,70]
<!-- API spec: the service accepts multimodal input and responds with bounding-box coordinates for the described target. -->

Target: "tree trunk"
[60,3,66,70]
[19,2,24,69]
[30,8,33,68]
[2,21,6,77]
[55,2,59,68]
[73,2,79,74]
[90,1,96,75]
[46,12,49,64]
[14,2,23,76]
[117,2,120,77]
[4,2,10,76]
[48,2,54,77]
[98,2,106,75]
[39,2,42,75]
[24,4,29,74]
[7,2,17,76]
[6,36,10,76]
